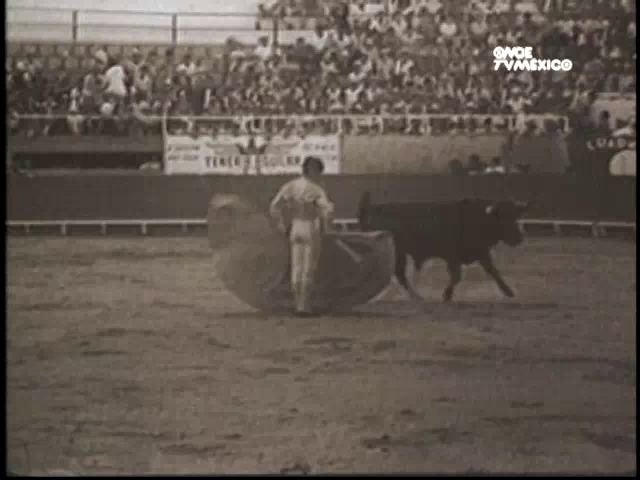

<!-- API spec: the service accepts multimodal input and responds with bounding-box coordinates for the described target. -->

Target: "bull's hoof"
[443,290,453,302]
[504,289,515,298]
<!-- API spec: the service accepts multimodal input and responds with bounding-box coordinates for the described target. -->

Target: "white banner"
[163,133,343,175]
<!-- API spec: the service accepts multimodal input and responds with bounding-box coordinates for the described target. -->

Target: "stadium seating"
[6,0,636,137]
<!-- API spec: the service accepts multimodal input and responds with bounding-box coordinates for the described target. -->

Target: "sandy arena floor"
[6,236,636,475]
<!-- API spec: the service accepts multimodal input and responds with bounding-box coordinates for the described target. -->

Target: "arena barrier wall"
[9,133,569,174]
[7,174,636,223]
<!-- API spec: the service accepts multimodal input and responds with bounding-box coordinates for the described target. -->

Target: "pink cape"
[207,194,395,313]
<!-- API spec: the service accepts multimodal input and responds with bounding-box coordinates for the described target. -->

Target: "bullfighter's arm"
[269,182,291,232]
[316,188,335,233]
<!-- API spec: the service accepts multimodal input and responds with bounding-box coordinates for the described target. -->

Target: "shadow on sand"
[220,308,395,320]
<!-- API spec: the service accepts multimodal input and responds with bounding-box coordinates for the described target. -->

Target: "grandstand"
[7,0,635,133]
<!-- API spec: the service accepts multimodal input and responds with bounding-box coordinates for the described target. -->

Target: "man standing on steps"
[269,156,334,316]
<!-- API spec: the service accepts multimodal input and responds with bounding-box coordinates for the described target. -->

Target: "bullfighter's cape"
[207,194,395,313]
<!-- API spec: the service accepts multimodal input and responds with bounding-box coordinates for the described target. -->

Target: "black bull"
[357,192,530,302]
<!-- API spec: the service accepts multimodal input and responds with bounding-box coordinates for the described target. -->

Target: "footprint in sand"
[398,408,417,417]
[261,367,291,376]
[236,366,291,379]
[371,340,397,353]
[302,336,354,347]
[207,337,232,349]
[280,461,311,475]
[581,431,636,454]
[510,400,545,409]
[159,443,225,457]
[301,336,354,353]
[361,434,392,451]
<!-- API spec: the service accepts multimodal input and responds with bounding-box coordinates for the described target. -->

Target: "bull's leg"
[413,258,422,287]
[479,255,515,298]
[395,251,425,302]
[443,261,462,302]
[413,258,424,287]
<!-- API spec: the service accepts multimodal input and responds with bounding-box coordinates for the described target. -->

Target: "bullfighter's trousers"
[289,219,322,313]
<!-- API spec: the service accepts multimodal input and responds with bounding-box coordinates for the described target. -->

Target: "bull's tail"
[357,191,372,231]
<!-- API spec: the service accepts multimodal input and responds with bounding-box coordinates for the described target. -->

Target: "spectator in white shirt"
[390,11,407,36]
[348,61,368,84]
[94,48,108,68]
[335,31,353,50]
[134,64,153,101]
[345,83,363,112]
[328,96,345,114]
[131,48,145,69]
[402,27,423,45]
[368,12,387,35]
[326,82,342,104]
[375,49,395,82]
[349,1,367,30]
[99,99,116,132]
[393,52,415,87]
[492,0,512,14]
[67,80,84,135]
[320,52,339,82]
[254,36,274,62]
[420,0,443,15]
[310,26,329,53]
[507,92,532,114]
[439,15,458,39]
[469,14,488,39]
[102,57,127,102]
[177,54,197,76]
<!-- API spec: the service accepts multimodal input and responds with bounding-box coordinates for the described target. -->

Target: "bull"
[357,192,530,302]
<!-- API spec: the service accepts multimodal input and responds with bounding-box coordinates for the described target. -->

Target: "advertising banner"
[586,135,636,177]
[164,133,343,175]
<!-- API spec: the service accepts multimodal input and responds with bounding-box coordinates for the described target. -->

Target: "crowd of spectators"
[7,0,636,137]
[449,154,512,175]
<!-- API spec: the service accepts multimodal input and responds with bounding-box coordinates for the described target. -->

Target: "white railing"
[6,218,636,238]
[10,113,571,134]
[5,2,534,44]
[7,5,264,44]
